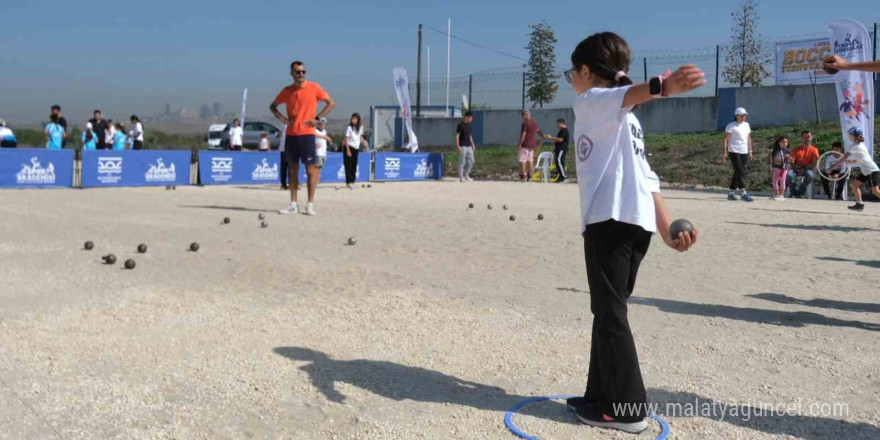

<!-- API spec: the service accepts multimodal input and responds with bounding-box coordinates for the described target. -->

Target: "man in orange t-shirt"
[786,130,820,198]
[270,60,335,216]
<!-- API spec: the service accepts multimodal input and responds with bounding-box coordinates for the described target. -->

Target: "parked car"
[218,121,282,150]
[206,124,227,150]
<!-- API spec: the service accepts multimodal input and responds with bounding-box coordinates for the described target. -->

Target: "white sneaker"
[465,176,473,182]
[347,183,354,190]
[459,177,464,183]
[279,202,299,215]
[304,203,316,216]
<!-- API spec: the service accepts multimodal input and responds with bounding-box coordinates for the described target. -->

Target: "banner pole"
[715,46,720,97]
[416,24,422,118]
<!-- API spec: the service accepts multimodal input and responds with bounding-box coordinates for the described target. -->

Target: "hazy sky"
[2,0,877,127]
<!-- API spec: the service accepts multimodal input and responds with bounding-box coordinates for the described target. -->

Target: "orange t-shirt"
[273,82,330,136]
[791,144,819,168]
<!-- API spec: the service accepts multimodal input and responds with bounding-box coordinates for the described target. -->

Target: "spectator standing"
[259,132,270,151]
[105,119,116,148]
[89,110,109,149]
[269,60,335,215]
[130,115,144,149]
[279,125,289,190]
[0,119,17,148]
[45,114,66,150]
[81,122,98,150]
[786,131,820,198]
[517,110,543,181]
[342,113,367,189]
[51,105,68,148]
[229,118,244,150]
[112,123,128,150]
[768,135,792,201]
[456,112,476,182]
[722,107,754,201]
[314,117,332,168]
[543,118,570,182]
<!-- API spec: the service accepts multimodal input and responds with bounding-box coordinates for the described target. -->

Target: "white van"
[206,124,227,150]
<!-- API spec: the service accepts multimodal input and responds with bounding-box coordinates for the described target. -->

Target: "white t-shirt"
[846,142,880,174]
[133,122,144,142]
[230,126,244,146]
[724,121,750,154]
[345,126,363,150]
[315,128,328,156]
[573,86,660,234]
[105,126,115,144]
[259,138,269,151]
[278,125,286,152]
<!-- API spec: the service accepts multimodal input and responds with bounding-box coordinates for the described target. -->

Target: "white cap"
[86,122,93,129]
[319,117,327,123]
[0,119,6,126]
[734,107,748,116]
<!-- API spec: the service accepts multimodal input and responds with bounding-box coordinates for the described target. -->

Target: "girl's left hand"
[663,228,698,252]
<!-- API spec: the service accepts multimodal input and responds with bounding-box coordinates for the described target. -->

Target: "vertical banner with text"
[393,67,419,152]
[828,19,874,156]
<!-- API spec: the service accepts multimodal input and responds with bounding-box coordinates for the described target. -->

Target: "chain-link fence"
[406,29,878,111]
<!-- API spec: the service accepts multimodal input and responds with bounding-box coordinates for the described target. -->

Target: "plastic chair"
[533,152,554,183]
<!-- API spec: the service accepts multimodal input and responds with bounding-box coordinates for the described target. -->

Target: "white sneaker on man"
[279,202,299,215]
[304,203,316,216]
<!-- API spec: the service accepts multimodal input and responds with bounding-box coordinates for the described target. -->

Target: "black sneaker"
[574,403,649,434]
[566,396,589,412]
[848,203,865,211]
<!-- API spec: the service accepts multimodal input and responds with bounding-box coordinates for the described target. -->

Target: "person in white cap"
[0,119,17,148]
[722,107,753,201]
[81,122,98,150]
[830,126,880,211]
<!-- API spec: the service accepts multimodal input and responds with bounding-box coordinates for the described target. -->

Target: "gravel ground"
[0,181,878,440]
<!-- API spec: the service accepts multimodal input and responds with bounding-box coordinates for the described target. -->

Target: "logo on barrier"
[336,164,359,180]
[210,157,233,182]
[145,158,176,182]
[97,156,123,184]
[413,158,434,179]
[251,158,278,181]
[384,157,401,179]
[16,157,56,185]
[577,135,594,162]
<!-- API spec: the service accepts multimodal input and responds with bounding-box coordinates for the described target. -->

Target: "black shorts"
[284,135,318,165]
[853,170,880,187]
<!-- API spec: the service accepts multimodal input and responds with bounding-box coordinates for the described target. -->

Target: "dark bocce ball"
[223,217,231,224]
[537,214,544,220]
[348,237,357,246]
[261,221,269,228]
[669,219,695,238]
[258,213,265,220]
[509,215,516,221]
[190,242,200,252]
[124,259,136,270]
[103,254,117,265]
[137,244,147,253]
[84,241,94,250]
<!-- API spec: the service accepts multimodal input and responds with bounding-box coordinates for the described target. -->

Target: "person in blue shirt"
[45,114,66,149]
[0,119,17,148]
[81,122,98,150]
[112,123,128,150]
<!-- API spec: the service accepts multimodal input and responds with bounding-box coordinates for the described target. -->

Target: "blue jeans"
[786,169,814,196]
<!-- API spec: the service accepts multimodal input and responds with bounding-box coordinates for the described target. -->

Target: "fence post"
[468,74,473,111]
[715,45,720,97]
[521,72,526,110]
[874,23,878,82]
[416,24,422,118]
[643,57,647,82]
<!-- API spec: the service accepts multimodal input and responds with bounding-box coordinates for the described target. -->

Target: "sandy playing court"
[0,181,878,440]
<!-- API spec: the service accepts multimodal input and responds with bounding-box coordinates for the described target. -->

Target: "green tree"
[723,0,772,87]
[524,21,558,108]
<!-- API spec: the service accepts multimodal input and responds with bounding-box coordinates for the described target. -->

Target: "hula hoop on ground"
[503,395,671,440]
[816,151,851,182]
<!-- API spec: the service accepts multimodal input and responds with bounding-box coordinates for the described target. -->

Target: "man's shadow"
[273,346,575,424]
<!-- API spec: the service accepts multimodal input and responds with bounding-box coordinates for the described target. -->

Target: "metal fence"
[407,28,879,111]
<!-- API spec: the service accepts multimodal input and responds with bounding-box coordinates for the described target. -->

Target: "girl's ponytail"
[571,32,632,89]
[614,71,633,87]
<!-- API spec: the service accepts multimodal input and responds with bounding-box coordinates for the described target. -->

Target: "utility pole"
[468,74,473,111]
[521,72,526,110]
[416,24,422,118]
[715,45,720,97]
